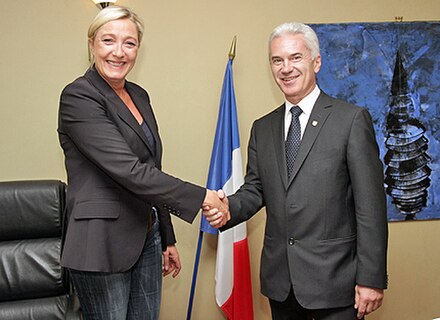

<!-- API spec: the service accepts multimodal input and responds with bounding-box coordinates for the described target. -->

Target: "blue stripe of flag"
[200,59,240,234]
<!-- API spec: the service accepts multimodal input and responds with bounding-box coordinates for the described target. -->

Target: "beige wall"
[1,0,439,319]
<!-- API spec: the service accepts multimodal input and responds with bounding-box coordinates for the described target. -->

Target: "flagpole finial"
[228,36,237,60]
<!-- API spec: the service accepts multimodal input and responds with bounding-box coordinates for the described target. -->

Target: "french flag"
[201,57,254,319]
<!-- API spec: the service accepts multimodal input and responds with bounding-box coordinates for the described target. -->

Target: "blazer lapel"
[113,89,157,158]
[271,104,290,189]
[84,67,158,159]
[126,84,162,162]
[287,93,333,187]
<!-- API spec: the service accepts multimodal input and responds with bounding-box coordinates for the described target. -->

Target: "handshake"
[202,190,230,228]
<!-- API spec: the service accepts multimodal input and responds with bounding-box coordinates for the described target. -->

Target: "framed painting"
[310,21,440,221]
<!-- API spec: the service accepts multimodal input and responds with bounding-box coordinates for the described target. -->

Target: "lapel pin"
[312,120,318,127]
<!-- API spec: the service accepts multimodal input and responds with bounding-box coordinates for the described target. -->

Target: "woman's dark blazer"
[58,67,205,272]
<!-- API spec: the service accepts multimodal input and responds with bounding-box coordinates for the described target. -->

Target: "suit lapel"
[271,104,290,189]
[84,67,159,161]
[112,87,157,158]
[126,84,162,163]
[287,93,333,188]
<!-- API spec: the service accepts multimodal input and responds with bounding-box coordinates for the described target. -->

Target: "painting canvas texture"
[310,22,440,221]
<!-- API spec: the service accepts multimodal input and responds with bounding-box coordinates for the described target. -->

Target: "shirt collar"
[284,85,321,117]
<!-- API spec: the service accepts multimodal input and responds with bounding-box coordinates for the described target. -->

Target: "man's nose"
[281,60,294,73]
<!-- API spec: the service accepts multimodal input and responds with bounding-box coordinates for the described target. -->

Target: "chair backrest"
[0,180,80,319]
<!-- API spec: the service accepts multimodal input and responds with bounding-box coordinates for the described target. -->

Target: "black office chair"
[0,180,81,319]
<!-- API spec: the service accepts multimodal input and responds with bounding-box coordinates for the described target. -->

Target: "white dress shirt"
[284,85,321,140]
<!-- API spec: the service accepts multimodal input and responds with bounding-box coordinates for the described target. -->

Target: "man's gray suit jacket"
[223,92,388,309]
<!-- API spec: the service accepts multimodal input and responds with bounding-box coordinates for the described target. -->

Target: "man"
[204,22,388,319]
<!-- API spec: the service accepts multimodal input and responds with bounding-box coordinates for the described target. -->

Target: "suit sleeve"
[222,123,265,231]
[347,108,388,289]
[59,80,206,224]
[157,206,177,251]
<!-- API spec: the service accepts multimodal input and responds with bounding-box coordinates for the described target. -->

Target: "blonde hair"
[88,5,144,44]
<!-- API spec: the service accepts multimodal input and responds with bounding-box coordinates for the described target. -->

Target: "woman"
[58,6,226,320]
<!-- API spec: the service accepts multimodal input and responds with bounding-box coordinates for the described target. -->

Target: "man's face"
[269,33,321,105]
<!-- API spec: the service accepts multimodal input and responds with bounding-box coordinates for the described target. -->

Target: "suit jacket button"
[288,238,295,246]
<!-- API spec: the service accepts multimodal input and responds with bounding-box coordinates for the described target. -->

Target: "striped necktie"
[285,106,302,178]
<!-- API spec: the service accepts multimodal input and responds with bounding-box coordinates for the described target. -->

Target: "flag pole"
[186,230,204,320]
[186,35,237,320]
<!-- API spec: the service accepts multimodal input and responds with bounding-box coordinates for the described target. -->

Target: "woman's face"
[89,18,139,89]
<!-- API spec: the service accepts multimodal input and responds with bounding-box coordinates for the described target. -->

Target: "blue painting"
[310,22,440,221]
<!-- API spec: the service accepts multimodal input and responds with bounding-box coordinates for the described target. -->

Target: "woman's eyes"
[125,42,137,48]
[102,38,114,44]
[101,38,137,48]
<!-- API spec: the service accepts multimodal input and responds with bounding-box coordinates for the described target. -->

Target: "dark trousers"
[269,288,362,320]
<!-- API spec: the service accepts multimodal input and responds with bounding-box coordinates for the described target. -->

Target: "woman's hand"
[162,245,181,278]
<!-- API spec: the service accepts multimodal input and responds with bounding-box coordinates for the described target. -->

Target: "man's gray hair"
[269,22,320,59]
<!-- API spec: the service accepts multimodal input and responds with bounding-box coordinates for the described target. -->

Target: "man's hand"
[162,245,181,278]
[354,285,384,319]
[202,189,230,228]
